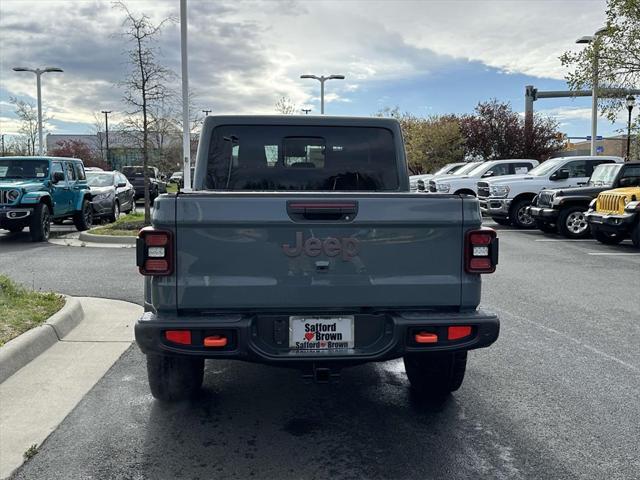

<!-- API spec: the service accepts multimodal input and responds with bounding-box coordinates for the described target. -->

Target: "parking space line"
[587,252,640,256]
[535,239,595,242]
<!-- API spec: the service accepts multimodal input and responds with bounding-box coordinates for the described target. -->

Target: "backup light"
[148,247,166,258]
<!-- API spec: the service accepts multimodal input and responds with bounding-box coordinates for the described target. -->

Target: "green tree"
[377,107,464,174]
[560,0,640,125]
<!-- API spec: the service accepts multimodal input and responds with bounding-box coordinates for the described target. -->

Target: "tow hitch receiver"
[302,365,340,384]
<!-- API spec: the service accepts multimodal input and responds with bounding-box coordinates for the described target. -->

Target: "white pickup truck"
[427,159,539,195]
[478,155,624,228]
[409,162,466,192]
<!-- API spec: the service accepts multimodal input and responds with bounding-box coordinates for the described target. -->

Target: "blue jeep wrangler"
[0,156,93,242]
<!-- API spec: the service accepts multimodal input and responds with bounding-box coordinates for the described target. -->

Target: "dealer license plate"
[289,316,354,351]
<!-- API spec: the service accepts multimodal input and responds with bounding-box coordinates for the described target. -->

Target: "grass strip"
[0,275,65,347]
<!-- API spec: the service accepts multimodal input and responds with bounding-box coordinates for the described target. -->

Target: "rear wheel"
[558,206,590,239]
[108,201,120,223]
[535,220,557,234]
[592,227,625,245]
[146,354,204,402]
[403,351,467,402]
[509,198,535,229]
[631,221,640,248]
[73,199,93,231]
[29,203,51,242]
[491,217,511,226]
[632,222,640,249]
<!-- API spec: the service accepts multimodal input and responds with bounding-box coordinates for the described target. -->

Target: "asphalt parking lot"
[2,221,639,479]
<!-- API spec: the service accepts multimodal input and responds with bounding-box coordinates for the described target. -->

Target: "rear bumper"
[585,210,637,233]
[527,206,558,221]
[479,198,511,217]
[135,309,499,367]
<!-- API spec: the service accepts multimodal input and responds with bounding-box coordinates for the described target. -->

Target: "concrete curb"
[0,296,84,384]
[79,230,137,245]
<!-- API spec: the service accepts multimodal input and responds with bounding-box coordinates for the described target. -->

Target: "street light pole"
[576,28,606,156]
[180,0,191,191]
[626,95,636,162]
[12,66,63,156]
[300,74,345,114]
[101,110,112,168]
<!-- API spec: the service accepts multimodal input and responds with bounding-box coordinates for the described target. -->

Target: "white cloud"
[0,0,609,134]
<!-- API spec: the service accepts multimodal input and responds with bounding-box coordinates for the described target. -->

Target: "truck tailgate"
[175,193,468,311]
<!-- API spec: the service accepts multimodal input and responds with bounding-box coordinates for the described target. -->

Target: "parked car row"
[410,155,638,247]
[0,156,146,242]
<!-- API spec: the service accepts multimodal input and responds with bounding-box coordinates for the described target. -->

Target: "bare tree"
[9,97,51,155]
[115,1,176,223]
[92,112,107,162]
[275,96,297,115]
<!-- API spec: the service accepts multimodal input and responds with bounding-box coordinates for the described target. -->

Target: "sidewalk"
[0,297,142,479]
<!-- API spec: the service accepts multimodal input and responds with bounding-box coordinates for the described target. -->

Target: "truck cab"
[0,156,93,241]
[134,116,500,404]
[478,156,624,228]
[428,159,538,196]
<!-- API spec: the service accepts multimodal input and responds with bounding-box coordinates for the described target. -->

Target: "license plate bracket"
[289,316,354,351]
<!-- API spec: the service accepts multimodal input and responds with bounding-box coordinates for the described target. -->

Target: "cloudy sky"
[0,0,627,140]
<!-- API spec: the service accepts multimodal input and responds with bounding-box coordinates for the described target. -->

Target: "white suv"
[478,155,624,228]
[427,159,539,195]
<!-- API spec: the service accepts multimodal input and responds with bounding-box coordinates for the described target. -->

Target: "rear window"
[205,125,398,191]
[122,166,155,178]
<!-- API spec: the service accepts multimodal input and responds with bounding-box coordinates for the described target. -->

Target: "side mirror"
[117,181,127,188]
[52,171,65,184]
[482,170,494,178]
[551,169,569,180]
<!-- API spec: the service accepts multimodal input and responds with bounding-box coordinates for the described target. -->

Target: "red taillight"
[465,228,498,274]
[448,326,472,340]
[165,330,191,345]
[137,227,173,276]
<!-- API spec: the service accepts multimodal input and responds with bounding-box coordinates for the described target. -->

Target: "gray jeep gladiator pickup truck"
[135,115,499,402]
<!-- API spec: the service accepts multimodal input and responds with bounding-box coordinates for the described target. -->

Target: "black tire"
[535,220,557,234]
[491,217,512,226]
[509,198,535,229]
[29,203,51,242]
[146,354,204,402]
[108,201,120,223]
[403,351,467,401]
[73,198,93,231]
[592,227,625,245]
[558,206,590,239]
[631,222,640,249]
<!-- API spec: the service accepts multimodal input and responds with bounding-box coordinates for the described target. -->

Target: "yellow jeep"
[585,186,640,247]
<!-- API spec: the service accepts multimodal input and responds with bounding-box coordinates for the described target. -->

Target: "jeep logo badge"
[282,232,359,261]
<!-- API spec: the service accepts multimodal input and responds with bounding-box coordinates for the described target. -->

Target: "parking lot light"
[12,66,64,156]
[300,74,345,114]
[626,95,635,161]
[575,27,607,156]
